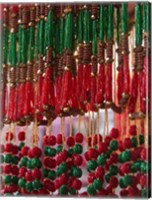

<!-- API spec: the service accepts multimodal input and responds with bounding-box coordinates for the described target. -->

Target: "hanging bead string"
[2,7,9,122]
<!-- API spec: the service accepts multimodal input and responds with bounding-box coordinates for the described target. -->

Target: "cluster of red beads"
[118,125,150,197]
[84,128,120,196]
[3,132,19,195]
[43,134,57,194]
[66,133,84,195]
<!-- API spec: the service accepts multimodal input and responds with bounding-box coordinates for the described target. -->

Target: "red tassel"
[117,67,123,103]
[96,63,105,104]
[13,85,18,121]
[69,77,79,110]
[17,83,25,119]
[8,87,15,121]
[76,64,83,98]
[35,74,43,112]
[81,64,91,102]
[55,76,63,114]
[105,62,112,102]
[123,55,130,94]
[3,84,7,118]
[61,70,72,108]
[23,81,34,117]
[42,68,51,106]
[90,76,97,111]
[128,73,138,113]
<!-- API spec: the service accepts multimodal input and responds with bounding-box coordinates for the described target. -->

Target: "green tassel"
[47,10,54,47]
[39,18,45,54]
[107,4,114,41]
[116,7,120,45]
[92,20,97,55]
[135,4,143,46]
[121,3,128,34]
[36,22,40,59]
[21,29,27,63]
[64,12,74,50]
[3,27,9,64]
[9,32,17,67]
[29,26,35,62]
[99,5,105,42]
[54,18,60,55]
[83,9,91,43]
[17,25,22,63]
[143,3,151,34]
[78,10,83,43]
[60,17,65,54]
[104,6,108,40]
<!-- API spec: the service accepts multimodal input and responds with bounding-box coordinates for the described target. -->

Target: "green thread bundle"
[135,4,143,46]
[107,4,114,41]
[121,3,128,34]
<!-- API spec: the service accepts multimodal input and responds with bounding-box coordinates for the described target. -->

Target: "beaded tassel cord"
[0,3,151,198]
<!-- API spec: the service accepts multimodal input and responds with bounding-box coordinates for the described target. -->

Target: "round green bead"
[105,173,111,183]
[139,134,144,145]
[69,187,76,195]
[109,140,118,151]
[93,179,102,190]
[68,148,74,157]
[122,150,131,162]
[131,137,138,147]
[118,154,123,163]
[140,162,150,173]
[4,154,12,164]
[104,150,112,158]
[18,142,25,150]
[73,144,83,154]
[123,175,132,187]
[44,147,49,156]
[32,180,42,190]
[119,178,126,188]
[131,161,141,173]
[43,168,49,177]
[48,170,56,180]
[72,167,82,178]
[59,162,67,173]
[11,176,18,184]
[56,145,63,153]
[12,156,19,164]
[87,160,97,171]
[27,160,33,169]
[87,184,96,195]
[59,185,68,195]
[31,158,42,168]
[97,155,106,166]
[20,157,28,167]
[18,178,26,188]
[25,182,33,192]
[56,167,62,177]
[109,165,118,175]
[47,147,56,157]
[4,175,12,185]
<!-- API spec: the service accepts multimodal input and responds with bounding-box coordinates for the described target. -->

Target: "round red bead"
[104,136,111,146]
[84,151,90,161]
[11,165,19,175]
[123,138,132,149]
[31,146,42,157]
[48,135,56,146]
[21,146,30,156]
[43,135,49,146]
[32,167,41,179]
[3,164,11,174]
[56,134,63,144]
[59,173,68,185]
[95,166,104,179]
[88,172,96,183]
[88,148,98,160]
[12,145,18,155]
[109,176,118,188]
[98,142,108,153]
[66,136,75,147]
[93,134,102,145]
[110,128,119,139]
[139,175,147,187]
[25,171,33,181]
[75,133,84,143]
[72,179,82,190]
[109,153,118,163]
[120,163,131,175]
[73,154,83,166]
[120,189,128,196]
[43,179,55,192]
[18,167,27,177]
[18,131,25,141]
[129,125,137,136]
[4,143,13,153]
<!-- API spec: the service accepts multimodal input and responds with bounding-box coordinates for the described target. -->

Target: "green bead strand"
[29,26,35,62]
[9,32,17,67]
[135,4,143,46]
[107,4,114,41]
[99,5,105,42]
[116,7,120,45]
[83,9,91,43]
[78,10,83,43]
[92,20,97,55]
[121,3,128,34]
[39,18,45,55]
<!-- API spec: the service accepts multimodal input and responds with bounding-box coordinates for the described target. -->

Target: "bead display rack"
[0,2,151,197]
